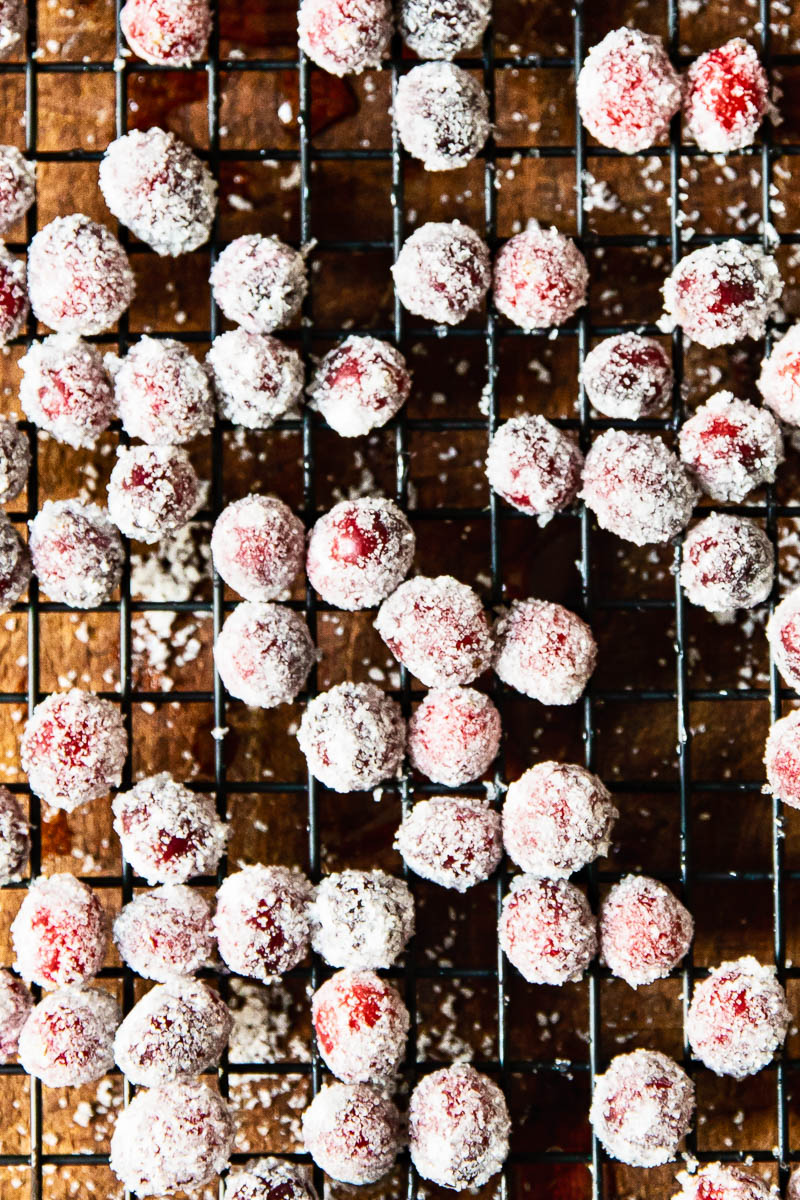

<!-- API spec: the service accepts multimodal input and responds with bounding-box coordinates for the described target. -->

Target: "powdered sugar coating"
[397,0,489,59]
[307,497,415,609]
[409,1064,510,1191]
[302,1082,401,1184]
[19,984,119,1087]
[107,444,201,543]
[113,772,227,884]
[212,494,305,602]
[114,885,216,981]
[680,514,774,614]
[486,414,583,519]
[502,761,617,878]
[765,708,800,808]
[375,574,494,687]
[12,873,108,989]
[214,602,316,708]
[0,0,26,58]
[494,226,588,330]
[686,956,790,1078]
[226,1160,318,1200]
[20,689,127,812]
[297,681,405,792]
[312,968,409,1083]
[310,869,414,969]
[408,686,500,785]
[767,588,800,691]
[395,62,489,171]
[28,214,134,336]
[599,874,693,988]
[582,430,698,546]
[758,324,800,426]
[590,1049,695,1166]
[577,27,681,153]
[207,329,304,428]
[0,146,34,233]
[116,336,214,444]
[29,500,124,608]
[0,417,29,503]
[210,234,307,333]
[0,970,33,1061]
[19,335,115,449]
[214,865,312,982]
[499,874,597,985]
[581,333,673,420]
[120,0,211,65]
[392,220,490,325]
[662,240,782,349]
[674,1163,773,1200]
[110,1081,234,1197]
[0,243,27,344]
[0,788,28,884]
[307,336,411,437]
[100,127,216,257]
[297,0,392,76]
[114,977,232,1085]
[679,391,783,502]
[0,513,29,611]
[493,598,597,705]
[684,39,769,153]
[395,796,502,891]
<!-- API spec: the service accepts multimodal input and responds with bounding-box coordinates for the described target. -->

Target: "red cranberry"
[107,444,201,543]
[582,430,697,545]
[214,864,311,981]
[767,589,800,691]
[493,598,596,705]
[686,956,790,1078]
[302,1082,401,1184]
[308,336,411,437]
[19,984,119,1087]
[493,225,588,329]
[765,708,800,809]
[210,234,307,333]
[395,62,489,171]
[226,1160,318,1200]
[114,977,232,1085]
[398,0,489,59]
[19,335,115,449]
[297,681,406,792]
[0,145,34,234]
[20,689,127,813]
[590,1049,695,1166]
[120,0,211,65]
[0,0,26,58]
[577,27,681,153]
[0,513,29,611]
[0,243,27,344]
[214,601,316,708]
[684,39,769,152]
[0,417,28,505]
[113,885,216,981]
[679,391,783,502]
[307,497,414,609]
[112,772,227,885]
[581,333,673,420]
[675,1164,773,1200]
[0,970,32,1061]
[392,220,490,325]
[395,796,502,891]
[28,214,134,336]
[599,874,693,988]
[502,760,617,878]
[662,240,781,349]
[206,329,304,429]
[407,686,500,785]
[297,0,392,76]
[212,494,305,602]
[0,788,28,885]
[309,869,414,969]
[499,874,597,985]
[409,1065,510,1190]
[12,873,108,989]
[680,514,774,614]
[29,499,124,609]
[116,336,214,445]
[758,324,800,426]
[486,414,583,518]
[312,968,409,1083]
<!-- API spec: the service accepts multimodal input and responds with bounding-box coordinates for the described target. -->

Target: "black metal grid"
[0,0,797,1198]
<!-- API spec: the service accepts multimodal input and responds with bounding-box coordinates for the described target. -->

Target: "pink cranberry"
[758,324,800,426]
[0,0,26,58]
[0,513,30,611]
[675,1164,773,1200]
[0,788,29,885]
[0,969,32,1061]
[684,39,769,152]
[210,234,307,333]
[113,885,216,981]
[12,873,108,989]
[599,874,693,988]
[765,709,800,808]
[212,494,305,602]
[0,145,34,234]
[493,598,596,705]
[19,335,115,449]
[226,1160,318,1200]
[112,773,227,885]
[679,391,783,502]
[662,240,781,349]
[486,414,583,518]
[680,514,774,614]
[107,444,201,543]
[206,329,304,429]
[115,336,214,445]
[20,689,127,813]
[395,796,502,892]
[582,333,673,420]
[120,0,211,65]
[493,226,588,330]
[577,27,681,153]
[582,430,697,545]
[392,220,490,325]
[0,417,28,504]
[397,0,489,58]
[29,500,124,609]
[312,969,409,1083]
[302,1082,400,1184]
[214,601,316,709]
[407,686,500,785]
[19,984,119,1087]
[686,956,790,1078]
[297,682,405,792]
[767,589,800,691]
[590,1049,695,1166]
[409,1065,510,1190]
[499,874,597,985]
[307,497,415,609]
[308,337,411,437]
[27,214,134,336]
[298,0,392,75]
[0,243,27,344]
[214,865,311,981]
[113,977,232,1085]
[309,869,414,969]
[395,62,489,171]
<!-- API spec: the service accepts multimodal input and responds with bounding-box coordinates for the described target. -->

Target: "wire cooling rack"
[0,0,798,1197]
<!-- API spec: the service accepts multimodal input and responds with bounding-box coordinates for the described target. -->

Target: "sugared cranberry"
[307,497,415,609]
[20,689,127,813]
[493,598,596,705]
[486,414,583,519]
[577,27,680,153]
[312,969,409,1083]
[767,588,800,691]
[308,336,411,437]
[675,1164,773,1200]
[297,0,392,76]
[0,243,27,344]
[0,417,28,504]
[0,788,28,885]
[0,970,32,1061]
[407,686,500,785]
[409,1064,510,1190]
[226,1160,319,1200]
[12,873,108,989]
[0,0,26,58]
[0,513,29,611]
[680,514,774,614]
[214,864,311,981]
[397,0,489,59]
[582,430,697,545]
[19,984,119,1087]
[662,240,781,349]
[211,234,307,333]
[214,601,316,708]
[499,874,597,985]
[113,885,216,981]
[29,500,124,608]
[99,126,216,257]
[28,214,134,336]
[599,874,693,988]
[686,956,790,1078]
[19,335,115,449]
[590,1049,695,1166]
[114,977,232,1085]
[112,772,227,885]
[0,145,34,233]
[502,760,617,878]
[297,681,405,792]
[120,0,211,65]
[392,220,490,325]
[395,62,489,171]
[115,336,214,444]
[765,708,800,808]
[310,869,414,969]
[684,39,769,153]
[108,444,201,543]
[206,329,304,428]
[375,574,494,687]
[395,796,502,891]
[302,1082,401,1184]
[493,225,588,330]
[581,333,673,420]
[212,494,305,602]
[758,324,800,426]
[110,1081,234,1196]
[679,391,783,502]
